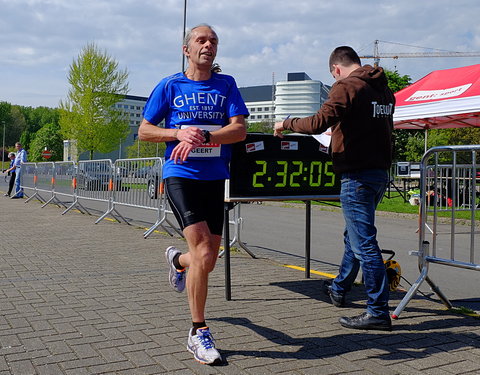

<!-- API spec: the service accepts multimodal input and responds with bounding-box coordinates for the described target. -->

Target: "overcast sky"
[1,0,480,108]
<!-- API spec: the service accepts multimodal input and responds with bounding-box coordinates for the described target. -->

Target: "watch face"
[228,133,340,201]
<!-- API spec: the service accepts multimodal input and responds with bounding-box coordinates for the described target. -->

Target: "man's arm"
[274,83,348,138]
[138,119,205,145]
[169,115,246,164]
[208,115,246,145]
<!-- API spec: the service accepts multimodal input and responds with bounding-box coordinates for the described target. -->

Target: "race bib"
[180,125,222,158]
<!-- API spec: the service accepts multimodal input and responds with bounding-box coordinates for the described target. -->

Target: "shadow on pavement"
[213,315,480,362]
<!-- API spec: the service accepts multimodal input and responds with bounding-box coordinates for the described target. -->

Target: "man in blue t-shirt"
[139,24,248,365]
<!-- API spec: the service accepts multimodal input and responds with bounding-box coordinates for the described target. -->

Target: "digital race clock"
[226,133,341,201]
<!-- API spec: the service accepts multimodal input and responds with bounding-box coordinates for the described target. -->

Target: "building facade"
[274,72,330,120]
[97,73,330,160]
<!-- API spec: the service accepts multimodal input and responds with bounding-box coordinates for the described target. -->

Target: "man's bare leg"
[178,221,221,322]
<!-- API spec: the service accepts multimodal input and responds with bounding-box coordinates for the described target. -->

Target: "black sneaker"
[321,279,345,307]
[339,312,392,331]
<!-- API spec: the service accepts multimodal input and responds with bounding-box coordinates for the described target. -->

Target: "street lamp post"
[182,0,187,72]
[2,121,5,167]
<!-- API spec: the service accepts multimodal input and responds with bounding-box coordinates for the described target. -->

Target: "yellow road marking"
[282,264,336,278]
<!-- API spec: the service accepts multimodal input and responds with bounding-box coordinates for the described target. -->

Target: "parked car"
[131,166,152,178]
[146,161,163,199]
[116,166,129,177]
[77,162,123,191]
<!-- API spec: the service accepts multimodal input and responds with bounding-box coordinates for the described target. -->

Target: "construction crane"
[359,40,480,67]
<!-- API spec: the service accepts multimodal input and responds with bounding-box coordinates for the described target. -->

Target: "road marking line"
[282,264,336,278]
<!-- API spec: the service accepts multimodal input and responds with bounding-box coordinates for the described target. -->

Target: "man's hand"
[273,121,285,138]
[170,126,209,164]
[176,126,205,146]
[170,141,197,164]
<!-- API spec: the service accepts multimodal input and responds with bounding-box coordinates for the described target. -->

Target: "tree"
[59,43,130,159]
[29,123,64,162]
[9,106,27,146]
[448,127,480,146]
[15,106,60,150]
[247,121,274,134]
[126,139,165,159]
[384,69,411,93]
[18,106,60,151]
[384,69,413,162]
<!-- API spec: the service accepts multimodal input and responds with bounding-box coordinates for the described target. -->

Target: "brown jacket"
[283,65,395,174]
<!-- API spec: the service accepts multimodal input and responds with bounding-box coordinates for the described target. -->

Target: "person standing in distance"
[11,142,27,199]
[274,46,395,331]
[3,152,17,197]
[138,24,248,364]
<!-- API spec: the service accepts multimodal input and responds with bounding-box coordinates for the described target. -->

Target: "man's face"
[15,144,22,151]
[184,26,218,68]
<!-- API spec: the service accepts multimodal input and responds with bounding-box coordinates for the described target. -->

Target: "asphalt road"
[2,173,479,313]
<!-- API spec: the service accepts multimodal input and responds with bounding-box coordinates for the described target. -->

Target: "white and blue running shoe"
[165,246,186,293]
[187,327,221,365]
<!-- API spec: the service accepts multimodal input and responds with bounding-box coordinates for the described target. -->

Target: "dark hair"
[329,46,361,71]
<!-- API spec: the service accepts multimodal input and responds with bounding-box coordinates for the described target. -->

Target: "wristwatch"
[201,130,211,143]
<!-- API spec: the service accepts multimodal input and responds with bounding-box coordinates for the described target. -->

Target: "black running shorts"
[164,177,225,235]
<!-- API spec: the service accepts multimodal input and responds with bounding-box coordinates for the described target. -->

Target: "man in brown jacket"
[274,46,395,331]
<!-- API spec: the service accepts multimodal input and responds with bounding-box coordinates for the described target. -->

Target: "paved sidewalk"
[1,196,479,375]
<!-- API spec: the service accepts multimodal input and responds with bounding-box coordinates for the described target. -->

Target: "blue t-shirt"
[143,72,249,180]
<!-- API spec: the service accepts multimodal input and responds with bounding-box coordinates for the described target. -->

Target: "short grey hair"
[8,152,15,157]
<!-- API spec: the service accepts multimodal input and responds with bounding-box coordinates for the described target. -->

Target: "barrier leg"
[144,206,183,238]
[62,198,90,215]
[41,195,65,208]
[220,203,256,258]
[95,204,129,224]
[392,241,430,319]
[425,276,453,309]
[24,191,43,204]
[392,265,428,319]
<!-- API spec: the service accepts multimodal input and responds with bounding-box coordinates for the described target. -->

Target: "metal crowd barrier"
[20,163,37,199]
[63,159,124,223]
[109,157,182,238]
[53,161,76,207]
[18,159,185,238]
[393,145,480,319]
[34,161,60,208]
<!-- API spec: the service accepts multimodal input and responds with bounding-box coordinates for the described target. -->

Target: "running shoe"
[187,327,221,365]
[165,246,186,292]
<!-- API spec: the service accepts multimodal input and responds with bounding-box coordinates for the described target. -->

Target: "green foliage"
[7,106,27,147]
[448,127,480,145]
[0,102,16,148]
[28,123,64,162]
[404,133,425,161]
[247,121,274,134]
[384,69,411,93]
[59,42,130,159]
[384,69,412,161]
[392,129,415,162]
[126,139,165,158]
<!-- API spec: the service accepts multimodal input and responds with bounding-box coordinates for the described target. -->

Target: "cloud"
[1,0,480,107]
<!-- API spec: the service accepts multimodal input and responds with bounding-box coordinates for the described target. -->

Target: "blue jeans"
[331,169,390,317]
[14,169,23,197]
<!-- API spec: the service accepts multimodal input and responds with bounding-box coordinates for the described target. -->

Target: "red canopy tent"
[393,64,480,150]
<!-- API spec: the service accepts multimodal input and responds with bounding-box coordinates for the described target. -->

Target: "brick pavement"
[1,196,480,375]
